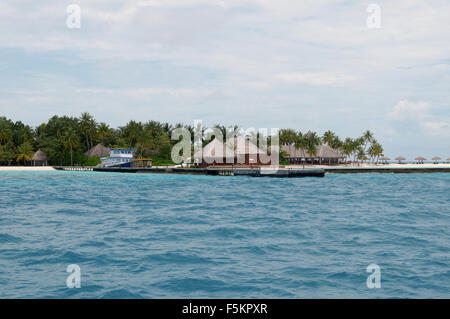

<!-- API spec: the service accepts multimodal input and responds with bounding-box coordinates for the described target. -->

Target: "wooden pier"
[91,166,326,177]
[54,166,95,171]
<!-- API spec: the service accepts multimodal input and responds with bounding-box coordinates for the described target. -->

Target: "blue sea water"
[0,171,449,298]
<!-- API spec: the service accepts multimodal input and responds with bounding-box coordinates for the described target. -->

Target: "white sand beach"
[0,166,55,171]
[287,163,450,169]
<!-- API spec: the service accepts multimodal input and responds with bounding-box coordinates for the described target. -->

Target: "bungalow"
[193,136,271,167]
[281,144,344,165]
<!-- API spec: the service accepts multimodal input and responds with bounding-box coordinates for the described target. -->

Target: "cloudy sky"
[0,0,449,158]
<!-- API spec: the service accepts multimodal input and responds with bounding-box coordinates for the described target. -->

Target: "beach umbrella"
[378,156,390,164]
[395,156,406,164]
[432,156,441,163]
[415,156,426,163]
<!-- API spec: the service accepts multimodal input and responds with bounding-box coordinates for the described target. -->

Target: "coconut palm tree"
[368,140,384,163]
[362,130,374,152]
[294,131,308,168]
[79,112,97,150]
[97,122,111,145]
[122,120,143,147]
[305,131,321,165]
[279,129,298,146]
[357,149,368,165]
[322,130,336,146]
[0,142,15,165]
[0,119,12,145]
[16,142,33,165]
[64,128,79,166]
[341,138,354,163]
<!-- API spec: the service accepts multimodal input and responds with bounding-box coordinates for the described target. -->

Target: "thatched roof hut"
[32,149,47,161]
[395,156,406,163]
[193,138,234,164]
[84,144,110,158]
[415,156,426,161]
[281,145,308,158]
[31,149,48,166]
[281,144,344,159]
[225,136,266,155]
[379,156,390,161]
[316,145,344,159]
[432,156,441,161]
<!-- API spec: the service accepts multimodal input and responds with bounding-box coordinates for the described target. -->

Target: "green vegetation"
[280,129,384,164]
[0,113,384,166]
[0,114,178,166]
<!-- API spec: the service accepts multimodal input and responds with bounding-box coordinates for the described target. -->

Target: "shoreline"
[0,166,55,171]
[1,163,450,174]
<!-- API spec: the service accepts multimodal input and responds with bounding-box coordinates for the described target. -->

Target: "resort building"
[281,144,344,165]
[31,149,48,166]
[84,144,110,158]
[100,148,135,167]
[193,136,271,167]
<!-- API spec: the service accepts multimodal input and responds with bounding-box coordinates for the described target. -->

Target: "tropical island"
[0,113,448,172]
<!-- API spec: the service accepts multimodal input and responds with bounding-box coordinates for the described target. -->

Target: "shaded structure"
[225,136,269,166]
[193,138,234,167]
[432,156,441,164]
[415,156,426,164]
[84,144,110,158]
[281,144,344,165]
[31,149,48,166]
[379,156,390,164]
[395,156,406,164]
[193,136,271,167]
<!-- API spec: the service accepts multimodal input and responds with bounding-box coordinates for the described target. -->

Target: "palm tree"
[368,141,384,163]
[294,131,308,168]
[0,120,12,145]
[97,122,111,145]
[0,142,15,165]
[357,149,368,165]
[342,138,354,163]
[79,112,96,150]
[64,128,79,166]
[322,130,336,146]
[122,121,143,147]
[279,129,298,145]
[352,137,365,164]
[305,131,321,165]
[135,131,151,159]
[16,142,33,165]
[362,130,374,152]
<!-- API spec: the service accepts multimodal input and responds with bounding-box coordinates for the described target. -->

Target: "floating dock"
[53,165,450,175]
[87,166,326,177]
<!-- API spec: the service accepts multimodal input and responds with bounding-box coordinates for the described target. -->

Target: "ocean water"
[0,171,449,299]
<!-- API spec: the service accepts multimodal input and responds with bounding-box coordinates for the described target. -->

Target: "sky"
[0,0,449,158]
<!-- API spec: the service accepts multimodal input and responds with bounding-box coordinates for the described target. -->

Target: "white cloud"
[275,72,356,86]
[75,87,214,97]
[387,100,431,120]
[386,100,450,138]
[422,121,450,136]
